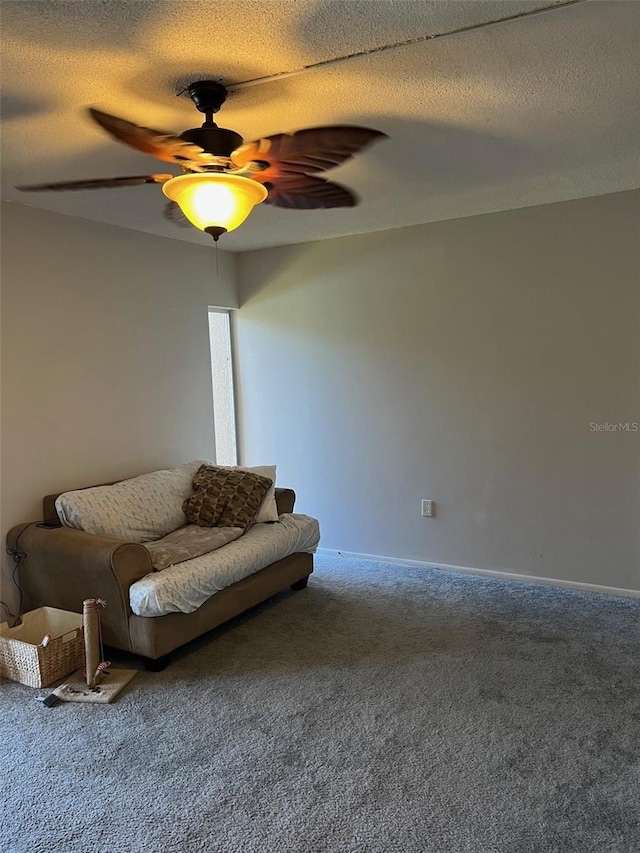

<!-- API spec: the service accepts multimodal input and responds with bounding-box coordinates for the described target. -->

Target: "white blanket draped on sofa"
[129,514,320,617]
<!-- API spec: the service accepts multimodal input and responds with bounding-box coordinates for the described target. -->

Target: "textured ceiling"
[1,0,638,252]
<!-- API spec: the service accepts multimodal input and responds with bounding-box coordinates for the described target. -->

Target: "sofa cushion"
[55,460,210,543]
[130,513,320,617]
[183,466,273,530]
[143,524,243,570]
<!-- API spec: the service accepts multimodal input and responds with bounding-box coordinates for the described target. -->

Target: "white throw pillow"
[221,465,279,523]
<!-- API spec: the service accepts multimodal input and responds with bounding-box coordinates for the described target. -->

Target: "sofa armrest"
[275,488,296,515]
[6,523,152,651]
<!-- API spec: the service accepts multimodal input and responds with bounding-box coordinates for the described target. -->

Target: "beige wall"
[1,202,236,610]
[235,190,640,591]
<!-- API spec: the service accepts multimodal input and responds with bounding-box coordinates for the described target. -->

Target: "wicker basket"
[0,607,84,688]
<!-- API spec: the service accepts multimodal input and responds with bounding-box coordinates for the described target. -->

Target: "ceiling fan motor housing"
[179,126,244,159]
[179,81,243,160]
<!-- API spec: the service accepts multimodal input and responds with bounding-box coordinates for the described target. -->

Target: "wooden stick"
[83,599,100,689]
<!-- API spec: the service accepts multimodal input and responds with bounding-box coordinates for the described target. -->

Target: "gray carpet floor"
[2,553,639,853]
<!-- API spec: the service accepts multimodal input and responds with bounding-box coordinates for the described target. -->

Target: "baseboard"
[316,548,640,599]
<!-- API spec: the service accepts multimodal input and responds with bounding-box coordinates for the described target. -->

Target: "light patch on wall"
[208,309,238,466]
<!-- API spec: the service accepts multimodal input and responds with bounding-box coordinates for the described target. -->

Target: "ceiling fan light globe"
[162,173,267,234]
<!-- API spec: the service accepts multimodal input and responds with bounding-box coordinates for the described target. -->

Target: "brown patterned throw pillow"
[182,465,273,530]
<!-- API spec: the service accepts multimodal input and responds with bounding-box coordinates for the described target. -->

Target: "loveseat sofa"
[7,461,320,668]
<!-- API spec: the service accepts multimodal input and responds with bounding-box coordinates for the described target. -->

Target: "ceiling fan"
[17,80,387,241]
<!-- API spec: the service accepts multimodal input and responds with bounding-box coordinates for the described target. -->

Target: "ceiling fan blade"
[264,175,358,209]
[16,174,173,192]
[163,200,192,227]
[87,108,218,170]
[231,126,386,176]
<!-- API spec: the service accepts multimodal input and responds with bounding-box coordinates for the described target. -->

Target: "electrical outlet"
[421,499,435,517]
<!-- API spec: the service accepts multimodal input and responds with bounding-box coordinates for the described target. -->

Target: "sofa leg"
[291,575,309,591]
[142,654,171,672]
